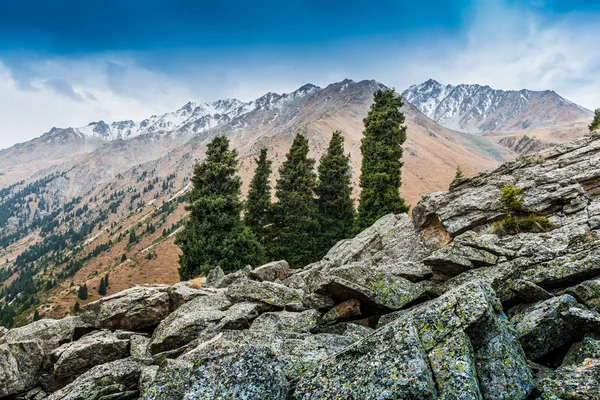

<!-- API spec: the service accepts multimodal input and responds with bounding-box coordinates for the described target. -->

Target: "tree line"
[176,89,409,280]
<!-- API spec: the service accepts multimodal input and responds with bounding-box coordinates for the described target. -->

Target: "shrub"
[493,185,553,235]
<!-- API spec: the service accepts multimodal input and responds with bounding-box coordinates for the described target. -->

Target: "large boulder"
[227,278,306,311]
[562,336,600,366]
[293,280,533,399]
[81,285,171,331]
[45,359,146,400]
[509,294,600,360]
[250,310,320,334]
[50,330,132,387]
[539,358,600,399]
[148,291,232,355]
[249,260,291,282]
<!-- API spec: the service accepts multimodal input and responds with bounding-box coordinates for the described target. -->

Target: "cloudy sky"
[0,0,599,150]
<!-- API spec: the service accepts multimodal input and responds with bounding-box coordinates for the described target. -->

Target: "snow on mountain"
[403,79,592,133]
[45,84,322,143]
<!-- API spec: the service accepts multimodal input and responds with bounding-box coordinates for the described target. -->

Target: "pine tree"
[33,309,40,321]
[454,166,464,180]
[104,273,109,287]
[77,284,88,300]
[590,108,600,132]
[270,133,319,267]
[121,254,127,262]
[315,131,355,257]
[355,89,409,232]
[244,147,273,247]
[98,277,107,295]
[74,302,80,312]
[176,136,266,279]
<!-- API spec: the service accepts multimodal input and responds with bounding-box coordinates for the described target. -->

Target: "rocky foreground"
[3,133,600,399]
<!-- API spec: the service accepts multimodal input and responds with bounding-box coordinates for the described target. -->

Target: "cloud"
[0,0,598,150]
[44,78,85,102]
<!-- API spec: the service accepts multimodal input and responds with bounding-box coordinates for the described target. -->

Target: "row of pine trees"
[176,89,409,280]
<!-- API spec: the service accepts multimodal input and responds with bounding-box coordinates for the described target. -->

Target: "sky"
[0,0,599,150]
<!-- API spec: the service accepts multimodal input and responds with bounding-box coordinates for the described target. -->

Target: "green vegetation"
[355,89,409,232]
[98,276,107,295]
[454,166,464,180]
[77,284,88,300]
[493,185,553,235]
[315,131,355,258]
[269,133,320,267]
[176,136,266,279]
[244,147,273,247]
[590,108,600,132]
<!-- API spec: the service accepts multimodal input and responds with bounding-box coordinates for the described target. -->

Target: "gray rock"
[81,285,171,331]
[227,278,306,310]
[148,291,232,355]
[130,334,152,360]
[563,336,600,366]
[316,322,374,341]
[14,387,48,400]
[204,265,225,287]
[167,281,210,310]
[45,358,145,400]
[509,294,600,360]
[511,279,553,302]
[321,298,361,325]
[0,340,47,397]
[249,260,291,282]
[424,242,498,277]
[0,317,87,345]
[50,330,131,387]
[250,310,320,334]
[565,277,600,312]
[138,365,159,397]
[294,280,532,399]
[539,358,600,399]
[216,301,267,330]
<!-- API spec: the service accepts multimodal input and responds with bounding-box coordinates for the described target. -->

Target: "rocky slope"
[2,132,600,399]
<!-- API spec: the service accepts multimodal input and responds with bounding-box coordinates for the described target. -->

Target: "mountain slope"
[403,79,592,135]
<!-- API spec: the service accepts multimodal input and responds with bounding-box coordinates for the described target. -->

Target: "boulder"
[562,336,600,366]
[205,265,225,287]
[0,317,88,345]
[565,277,600,311]
[45,359,145,400]
[148,292,232,355]
[167,281,211,310]
[81,285,171,331]
[539,358,600,399]
[50,330,131,386]
[227,278,306,311]
[320,299,361,325]
[216,301,268,330]
[294,280,533,399]
[250,310,320,334]
[424,242,498,277]
[509,294,600,360]
[249,260,291,282]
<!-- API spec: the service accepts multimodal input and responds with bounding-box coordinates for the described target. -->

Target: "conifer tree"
[176,136,266,279]
[244,148,272,246]
[355,89,409,232]
[590,108,600,132]
[454,166,464,180]
[104,273,109,287]
[270,133,319,267]
[315,131,355,257]
[77,284,88,300]
[33,310,40,321]
[98,277,107,295]
[74,302,80,312]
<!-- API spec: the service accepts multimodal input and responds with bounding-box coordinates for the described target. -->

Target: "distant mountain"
[403,79,593,134]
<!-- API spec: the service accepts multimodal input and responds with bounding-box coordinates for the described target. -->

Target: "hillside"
[0,79,514,325]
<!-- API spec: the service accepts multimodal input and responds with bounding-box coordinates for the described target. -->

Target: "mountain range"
[0,77,593,323]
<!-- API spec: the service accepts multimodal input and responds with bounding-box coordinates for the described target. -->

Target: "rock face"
[3,133,600,399]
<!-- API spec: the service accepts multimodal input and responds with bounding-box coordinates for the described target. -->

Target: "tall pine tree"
[270,133,319,267]
[355,89,409,232]
[244,148,272,247]
[176,136,266,279]
[315,131,355,257]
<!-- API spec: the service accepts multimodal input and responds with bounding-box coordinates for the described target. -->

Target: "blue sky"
[0,0,599,149]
